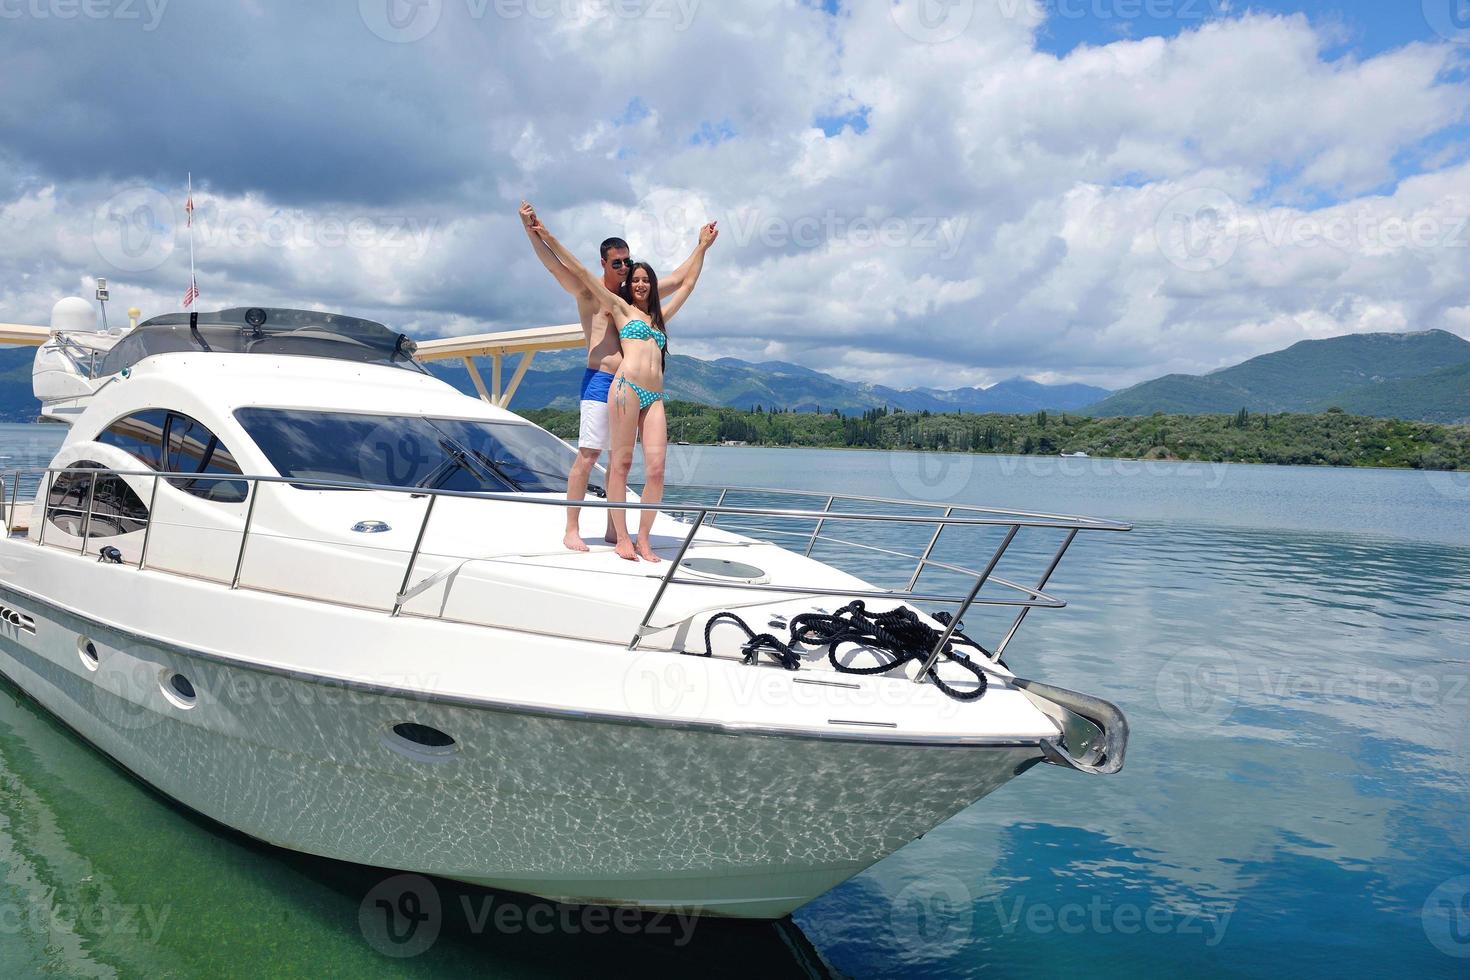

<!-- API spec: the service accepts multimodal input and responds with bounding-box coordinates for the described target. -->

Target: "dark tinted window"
[165,414,246,502]
[234,409,578,493]
[98,411,247,503]
[98,410,167,470]
[46,462,149,538]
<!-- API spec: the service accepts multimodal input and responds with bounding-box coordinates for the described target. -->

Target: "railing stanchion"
[230,479,260,589]
[629,509,706,651]
[7,471,19,536]
[916,524,1020,683]
[804,495,836,557]
[36,472,51,547]
[138,474,160,570]
[708,488,728,528]
[991,529,1076,662]
[905,506,954,592]
[77,470,99,556]
[392,494,438,617]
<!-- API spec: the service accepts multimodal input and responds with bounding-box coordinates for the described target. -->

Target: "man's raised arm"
[520,201,588,297]
[661,221,718,294]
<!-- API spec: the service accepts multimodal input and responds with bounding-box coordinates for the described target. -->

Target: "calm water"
[2,424,1468,978]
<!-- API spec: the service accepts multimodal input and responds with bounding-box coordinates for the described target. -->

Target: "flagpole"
[185,172,197,310]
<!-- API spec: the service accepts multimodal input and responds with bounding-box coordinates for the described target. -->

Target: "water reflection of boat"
[0,301,1132,920]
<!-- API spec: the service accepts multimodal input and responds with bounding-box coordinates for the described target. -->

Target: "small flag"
[185,192,194,227]
[182,277,199,308]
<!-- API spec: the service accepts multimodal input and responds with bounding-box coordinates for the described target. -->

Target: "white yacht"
[0,303,1130,919]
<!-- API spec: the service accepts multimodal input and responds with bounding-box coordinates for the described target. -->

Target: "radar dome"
[50,296,97,333]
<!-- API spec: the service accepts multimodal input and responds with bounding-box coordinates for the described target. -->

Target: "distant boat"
[677,440,690,446]
[1061,451,1090,458]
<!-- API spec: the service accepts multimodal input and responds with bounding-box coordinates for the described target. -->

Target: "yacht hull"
[0,588,1039,919]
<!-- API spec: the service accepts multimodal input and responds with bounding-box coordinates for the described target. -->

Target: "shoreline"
[668,441,1460,475]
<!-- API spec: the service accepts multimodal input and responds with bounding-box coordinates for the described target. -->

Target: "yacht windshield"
[234,409,584,493]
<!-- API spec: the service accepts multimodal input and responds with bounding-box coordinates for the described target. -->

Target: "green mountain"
[1087,330,1470,422]
[1326,359,1470,424]
[0,342,1108,421]
[426,351,1109,415]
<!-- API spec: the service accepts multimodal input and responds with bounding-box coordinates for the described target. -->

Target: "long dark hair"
[619,261,668,370]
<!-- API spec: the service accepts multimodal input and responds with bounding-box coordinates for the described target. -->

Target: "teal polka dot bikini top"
[618,319,666,350]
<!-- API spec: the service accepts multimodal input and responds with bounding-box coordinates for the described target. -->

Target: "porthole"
[383,722,459,763]
[78,636,100,671]
[160,670,197,709]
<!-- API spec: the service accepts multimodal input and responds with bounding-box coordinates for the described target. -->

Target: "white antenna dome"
[50,296,97,333]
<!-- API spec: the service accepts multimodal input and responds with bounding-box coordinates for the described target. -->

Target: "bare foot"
[636,539,662,563]
[604,525,618,544]
[614,539,640,562]
[563,530,590,553]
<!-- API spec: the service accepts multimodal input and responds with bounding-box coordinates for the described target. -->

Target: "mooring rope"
[700,600,989,701]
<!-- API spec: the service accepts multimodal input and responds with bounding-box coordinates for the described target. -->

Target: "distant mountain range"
[0,326,1464,424]
[425,349,1111,415]
[1085,330,1470,423]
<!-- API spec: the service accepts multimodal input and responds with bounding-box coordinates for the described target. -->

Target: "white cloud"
[0,7,1466,391]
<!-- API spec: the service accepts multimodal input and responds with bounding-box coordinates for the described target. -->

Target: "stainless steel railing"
[3,466,1130,675]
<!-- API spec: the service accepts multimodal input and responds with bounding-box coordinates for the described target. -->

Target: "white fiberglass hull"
[0,579,1040,919]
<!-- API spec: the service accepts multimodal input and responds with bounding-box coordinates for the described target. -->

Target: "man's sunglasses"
[609,258,634,270]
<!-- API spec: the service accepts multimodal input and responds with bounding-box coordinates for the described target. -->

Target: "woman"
[531,216,717,561]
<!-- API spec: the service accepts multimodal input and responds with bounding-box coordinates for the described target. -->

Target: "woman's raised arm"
[660,221,718,322]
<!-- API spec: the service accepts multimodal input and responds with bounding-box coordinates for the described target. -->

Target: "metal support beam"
[629,510,707,651]
[915,524,1020,682]
[491,353,503,404]
[991,529,1077,662]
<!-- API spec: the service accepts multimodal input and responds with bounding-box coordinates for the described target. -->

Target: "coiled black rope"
[702,612,803,670]
[701,600,990,701]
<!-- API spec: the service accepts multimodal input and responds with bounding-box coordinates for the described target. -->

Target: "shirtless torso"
[578,292,622,375]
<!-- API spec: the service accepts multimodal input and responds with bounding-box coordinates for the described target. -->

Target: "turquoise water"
[2,425,1469,977]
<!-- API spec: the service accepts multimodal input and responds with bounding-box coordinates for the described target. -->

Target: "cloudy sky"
[2,0,1467,390]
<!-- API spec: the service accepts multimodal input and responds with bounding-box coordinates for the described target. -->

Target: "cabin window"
[99,411,248,503]
[233,409,582,493]
[46,462,149,538]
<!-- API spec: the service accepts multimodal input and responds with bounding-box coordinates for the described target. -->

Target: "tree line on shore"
[522,402,1470,471]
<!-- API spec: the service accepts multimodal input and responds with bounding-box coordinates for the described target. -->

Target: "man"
[518,201,715,551]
